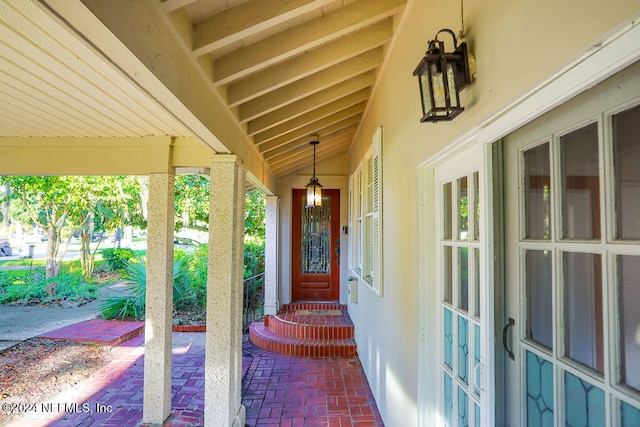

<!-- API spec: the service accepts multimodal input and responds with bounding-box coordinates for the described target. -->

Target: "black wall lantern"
[305,136,323,208]
[413,29,471,122]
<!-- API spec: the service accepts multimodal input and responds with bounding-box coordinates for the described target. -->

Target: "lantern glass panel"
[447,63,459,108]
[430,62,446,109]
[306,183,322,207]
[420,72,432,114]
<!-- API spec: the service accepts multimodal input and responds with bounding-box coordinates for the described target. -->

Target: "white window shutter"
[371,127,382,294]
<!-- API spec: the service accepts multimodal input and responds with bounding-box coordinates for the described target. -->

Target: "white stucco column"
[143,172,174,424]
[264,195,279,315]
[205,155,246,427]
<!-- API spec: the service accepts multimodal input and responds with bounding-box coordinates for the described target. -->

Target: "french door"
[435,142,492,426]
[502,62,640,426]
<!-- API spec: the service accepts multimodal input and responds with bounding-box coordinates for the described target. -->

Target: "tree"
[0,176,145,292]
[174,175,210,232]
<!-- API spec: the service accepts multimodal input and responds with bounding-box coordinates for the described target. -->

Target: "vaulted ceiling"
[0,0,407,180]
[163,0,407,177]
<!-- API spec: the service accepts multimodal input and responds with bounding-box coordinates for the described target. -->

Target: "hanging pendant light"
[305,136,323,208]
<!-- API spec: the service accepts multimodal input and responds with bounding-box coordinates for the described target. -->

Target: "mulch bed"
[0,338,113,425]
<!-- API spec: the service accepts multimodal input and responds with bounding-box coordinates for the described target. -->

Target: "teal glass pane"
[474,324,481,396]
[474,402,480,427]
[565,371,605,427]
[458,316,469,384]
[444,373,453,427]
[458,386,469,427]
[621,401,640,426]
[526,351,554,427]
[444,308,453,369]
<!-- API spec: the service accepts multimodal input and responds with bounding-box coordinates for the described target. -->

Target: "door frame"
[291,188,341,301]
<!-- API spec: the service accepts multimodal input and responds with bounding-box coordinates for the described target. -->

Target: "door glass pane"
[472,171,480,241]
[524,143,551,239]
[444,373,453,427]
[526,250,553,349]
[458,316,469,384]
[459,247,469,311]
[458,386,469,427]
[301,198,331,273]
[444,246,452,303]
[473,248,481,318]
[526,351,554,426]
[618,255,640,391]
[621,401,640,426]
[444,182,453,240]
[458,176,469,239]
[474,324,481,396]
[613,104,640,240]
[560,123,600,240]
[444,308,453,369]
[565,371,605,427]
[564,252,604,372]
[474,403,480,427]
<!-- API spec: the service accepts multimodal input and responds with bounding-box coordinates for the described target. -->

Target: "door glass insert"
[618,254,640,391]
[444,308,453,369]
[301,198,331,274]
[472,171,480,241]
[565,371,605,427]
[458,386,469,427]
[524,143,551,240]
[444,246,453,304]
[458,316,469,384]
[564,252,604,372]
[526,250,553,350]
[458,176,469,239]
[473,324,481,396]
[472,248,480,318]
[459,247,469,312]
[445,373,453,426]
[560,123,600,240]
[612,104,640,240]
[444,182,453,240]
[526,351,554,426]
[621,401,640,426]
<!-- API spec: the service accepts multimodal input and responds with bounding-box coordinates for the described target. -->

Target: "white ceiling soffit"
[0,0,407,179]
[0,0,192,139]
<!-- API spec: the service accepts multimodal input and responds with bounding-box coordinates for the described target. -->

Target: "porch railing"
[243,272,265,332]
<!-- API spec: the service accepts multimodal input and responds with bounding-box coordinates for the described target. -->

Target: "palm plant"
[100,256,190,321]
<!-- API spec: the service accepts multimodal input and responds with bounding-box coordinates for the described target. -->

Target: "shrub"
[100,248,136,271]
[100,256,190,320]
[0,269,96,304]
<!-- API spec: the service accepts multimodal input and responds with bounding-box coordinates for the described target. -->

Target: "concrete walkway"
[0,282,132,351]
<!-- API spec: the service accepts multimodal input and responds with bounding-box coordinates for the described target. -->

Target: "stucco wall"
[348,0,640,426]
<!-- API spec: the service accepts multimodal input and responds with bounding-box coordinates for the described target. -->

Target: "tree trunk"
[45,226,59,282]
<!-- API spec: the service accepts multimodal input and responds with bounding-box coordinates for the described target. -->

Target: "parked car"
[0,239,13,257]
[174,237,202,252]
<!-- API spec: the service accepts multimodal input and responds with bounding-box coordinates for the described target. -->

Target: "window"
[349,127,382,294]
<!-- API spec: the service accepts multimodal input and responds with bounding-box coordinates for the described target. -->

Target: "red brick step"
[249,301,357,358]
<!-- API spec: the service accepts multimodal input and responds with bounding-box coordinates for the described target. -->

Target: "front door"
[291,188,340,301]
[502,62,640,425]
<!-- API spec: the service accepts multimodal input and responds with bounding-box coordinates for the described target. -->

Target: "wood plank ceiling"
[0,0,407,179]
[163,0,407,177]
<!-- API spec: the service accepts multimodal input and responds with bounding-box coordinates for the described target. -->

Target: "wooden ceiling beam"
[192,0,333,57]
[254,101,366,146]
[245,73,374,129]
[259,113,361,154]
[265,128,356,164]
[237,49,381,119]
[213,0,405,85]
[226,20,392,104]
[250,92,369,141]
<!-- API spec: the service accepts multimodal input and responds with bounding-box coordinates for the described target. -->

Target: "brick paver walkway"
[9,332,383,426]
